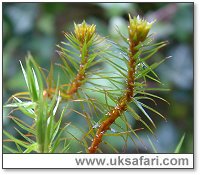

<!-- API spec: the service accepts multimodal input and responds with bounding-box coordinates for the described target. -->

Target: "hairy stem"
[44,46,89,99]
[66,47,88,97]
[88,37,138,153]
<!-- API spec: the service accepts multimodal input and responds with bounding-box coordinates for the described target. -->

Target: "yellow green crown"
[128,14,155,44]
[74,21,96,44]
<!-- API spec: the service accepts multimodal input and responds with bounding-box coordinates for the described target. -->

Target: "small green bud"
[128,14,155,44]
[74,21,96,44]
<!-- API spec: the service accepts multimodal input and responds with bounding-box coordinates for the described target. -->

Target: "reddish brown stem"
[43,46,89,99]
[66,67,85,96]
[88,38,137,153]
[43,48,88,99]
[65,47,88,97]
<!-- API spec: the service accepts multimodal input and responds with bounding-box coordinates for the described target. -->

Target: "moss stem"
[88,35,137,154]
[66,47,88,97]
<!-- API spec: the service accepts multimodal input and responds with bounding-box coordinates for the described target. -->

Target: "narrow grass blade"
[3,145,18,153]
[19,60,29,90]
[147,135,158,153]
[174,133,185,153]
[3,130,29,149]
[11,117,35,135]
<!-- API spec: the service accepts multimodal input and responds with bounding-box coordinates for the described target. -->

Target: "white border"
[3,154,194,169]
[1,0,199,174]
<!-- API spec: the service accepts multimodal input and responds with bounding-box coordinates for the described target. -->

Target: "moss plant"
[88,15,158,153]
[3,15,171,153]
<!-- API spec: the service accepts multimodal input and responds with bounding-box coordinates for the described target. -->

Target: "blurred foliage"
[3,2,193,153]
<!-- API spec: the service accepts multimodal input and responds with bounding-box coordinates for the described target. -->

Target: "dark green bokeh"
[3,2,193,153]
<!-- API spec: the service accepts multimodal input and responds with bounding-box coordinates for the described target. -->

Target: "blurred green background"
[3,2,193,153]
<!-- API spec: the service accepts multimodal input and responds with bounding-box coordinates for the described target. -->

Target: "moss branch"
[43,21,96,99]
[88,15,153,153]
[88,38,137,154]
[65,47,88,97]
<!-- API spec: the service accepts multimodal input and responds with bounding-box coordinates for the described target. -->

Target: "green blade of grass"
[19,60,29,90]
[174,133,185,153]
[3,130,29,149]
[147,135,158,153]
[23,143,38,153]
[11,117,35,135]
[3,145,18,153]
